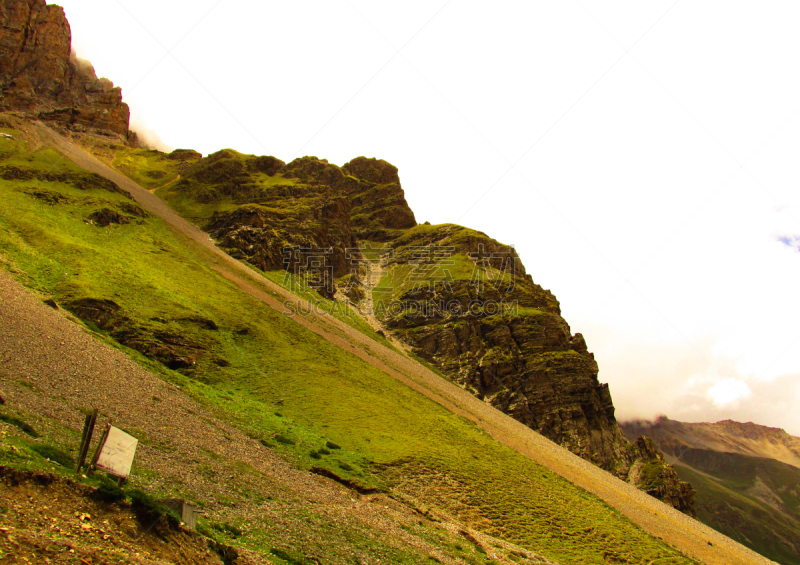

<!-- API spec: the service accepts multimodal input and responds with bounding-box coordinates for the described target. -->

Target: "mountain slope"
[623,417,800,564]
[0,106,775,565]
[112,142,694,514]
[0,0,777,561]
[1,0,695,515]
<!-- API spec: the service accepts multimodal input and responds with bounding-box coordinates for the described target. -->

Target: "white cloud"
[706,379,752,408]
[776,234,800,252]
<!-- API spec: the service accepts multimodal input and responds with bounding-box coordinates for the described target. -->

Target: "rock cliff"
[163,152,415,292]
[362,222,694,514]
[0,0,130,139]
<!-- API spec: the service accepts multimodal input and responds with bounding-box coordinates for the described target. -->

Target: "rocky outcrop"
[627,436,695,516]
[155,145,694,513]
[169,152,417,292]
[65,298,212,371]
[343,157,417,238]
[0,0,130,139]
[365,222,694,514]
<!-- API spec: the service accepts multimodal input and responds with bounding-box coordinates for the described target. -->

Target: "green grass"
[0,413,39,437]
[675,463,800,565]
[29,443,75,468]
[112,148,180,189]
[0,136,695,563]
[261,269,395,349]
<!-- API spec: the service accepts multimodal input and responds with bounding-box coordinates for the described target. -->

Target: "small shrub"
[0,414,38,437]
[211,522,243,538]
[30,444,74,468]
[640,460,666,488]
[317,448,331,456]
[325,441,341,450]
[338,462,353,472]
[196,523,211,536]
[274,434,295,445]
[93,478,125,503]
[129,488,181,529]
[259,439,275,448]
[269,548,311,564]
[209,540,239,565]
[309,451,322,460]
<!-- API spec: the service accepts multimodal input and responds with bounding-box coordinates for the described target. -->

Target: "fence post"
[75,408,99,474]
[87,422,111,475]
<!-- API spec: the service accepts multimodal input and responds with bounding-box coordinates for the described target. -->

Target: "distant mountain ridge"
[622,416,800,564]
[624,416,800,469]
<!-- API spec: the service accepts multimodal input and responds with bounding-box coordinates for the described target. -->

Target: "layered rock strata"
[0,0,130,139]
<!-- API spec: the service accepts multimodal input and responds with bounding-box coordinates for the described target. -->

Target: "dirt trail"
[148,174,180,193]
[356,256,410,352]
[35,123,774,565]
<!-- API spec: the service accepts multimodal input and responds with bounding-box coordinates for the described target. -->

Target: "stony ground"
[0,468,226,564]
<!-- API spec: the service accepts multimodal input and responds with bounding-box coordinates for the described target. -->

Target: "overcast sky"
[54,0,800,435]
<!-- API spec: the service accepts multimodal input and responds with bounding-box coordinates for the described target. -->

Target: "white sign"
[95,426,138,478]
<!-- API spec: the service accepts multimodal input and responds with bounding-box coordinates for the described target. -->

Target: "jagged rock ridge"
[0,0,130,139]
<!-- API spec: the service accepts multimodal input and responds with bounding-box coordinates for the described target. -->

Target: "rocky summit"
[0,0,130,140]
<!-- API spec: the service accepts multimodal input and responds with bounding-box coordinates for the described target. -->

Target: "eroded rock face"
[385,282,632,472]
[343,157,417,238]
[392,297,695,513]
[178,153,417,285]
[207,199,356,278]
[628,436,696,516]
[64,298,210,371]
[0,0,130,138]
[372,224,695,514]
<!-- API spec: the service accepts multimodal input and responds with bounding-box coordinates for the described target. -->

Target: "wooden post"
[75,413,91,473]
[87,422,111,476]
[75,409,98,474]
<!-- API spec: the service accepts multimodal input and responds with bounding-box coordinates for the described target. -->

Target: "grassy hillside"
[675,463,800,565]
[622,419,800,564]
[0,128,697,563]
